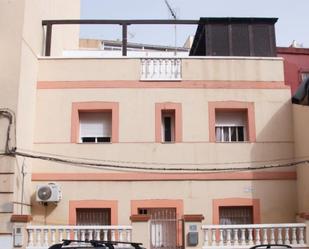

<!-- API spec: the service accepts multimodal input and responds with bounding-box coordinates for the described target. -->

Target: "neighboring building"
[0,0,80,248]
[64,38,190,57]
[1,3,309,249]
[277,47,309,95]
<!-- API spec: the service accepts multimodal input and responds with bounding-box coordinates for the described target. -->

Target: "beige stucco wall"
[13,0,80,219]
[37,57,284,82]
[30,180,297,225]
[32,87,293,171]
[182,58,284,82]
[0,0,80,237]
[293,104,309,214]
[30,55,297,230]
[0,0,27,234]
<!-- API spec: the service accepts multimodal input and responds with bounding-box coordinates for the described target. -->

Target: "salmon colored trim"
[155,102,182,143]
[69,200,118,225]
[10,215,32,223]
[208,101,256,142]
[182,214,205,222]
[131,199,183,246]
[213,198,261,224]
[299,212,309,220]
[32,171,297,181]
[37,81,289,90]
[71,102,119,143]
[130,214,151,222]
[131,199,183,216]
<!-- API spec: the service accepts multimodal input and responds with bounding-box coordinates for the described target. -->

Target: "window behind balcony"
[219,206,253,225]
[76,208,111,225]
[79,111,112,143]
[215,111,247,142]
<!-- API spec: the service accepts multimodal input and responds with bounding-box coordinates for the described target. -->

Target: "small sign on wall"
[189,224,197,231]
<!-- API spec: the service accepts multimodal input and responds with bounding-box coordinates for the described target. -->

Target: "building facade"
[277,47,309,95]
[0,2,309,249]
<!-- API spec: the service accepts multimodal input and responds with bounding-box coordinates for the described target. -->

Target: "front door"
[139,208,182,249]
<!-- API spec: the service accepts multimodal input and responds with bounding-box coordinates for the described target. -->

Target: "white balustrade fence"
[26,225,132,249]
[140,58,182,81]
[202,224,306,248]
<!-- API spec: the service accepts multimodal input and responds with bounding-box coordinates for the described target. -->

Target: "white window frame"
[215,125,246,142]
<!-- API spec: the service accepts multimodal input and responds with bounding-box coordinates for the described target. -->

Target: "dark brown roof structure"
[189,17,278,57]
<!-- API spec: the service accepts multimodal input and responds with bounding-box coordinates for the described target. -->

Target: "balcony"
[202,223,307,248]
[38,56,284,83]
[26,225,132,249]
[140,58,181,81]
[39,19,284,83]
[25,223,308,249]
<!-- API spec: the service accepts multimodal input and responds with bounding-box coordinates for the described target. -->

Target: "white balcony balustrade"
[140,58,182,81]
[202,223,306,248]
[26,225,132,249]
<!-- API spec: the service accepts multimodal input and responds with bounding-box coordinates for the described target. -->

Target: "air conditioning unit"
[36,183,62,203]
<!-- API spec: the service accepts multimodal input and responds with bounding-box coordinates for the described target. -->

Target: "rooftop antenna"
[164,0,178,55]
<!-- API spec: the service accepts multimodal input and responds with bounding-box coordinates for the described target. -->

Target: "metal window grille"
[219,206,253,225]
[76,208,111,225]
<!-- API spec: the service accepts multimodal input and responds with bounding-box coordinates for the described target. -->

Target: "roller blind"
[79,112,112,138]
[216,111,246,127]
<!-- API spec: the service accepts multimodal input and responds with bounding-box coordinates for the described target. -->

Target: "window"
[208,101,256,143]
[219,206,253,240]
[301,72,309,82]
[76,208,111,240]
[71,102,119,143]
[76,208,111,225]
[155,103,182,143]
[79,111,112,143]
[215,111,247,142]
[161,110,175,142]
[219,206,253,225]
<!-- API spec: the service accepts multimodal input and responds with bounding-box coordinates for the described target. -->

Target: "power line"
[11,150,309,173]
[16,147,309,167]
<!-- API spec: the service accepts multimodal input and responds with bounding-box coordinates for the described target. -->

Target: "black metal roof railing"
[42,19,199,56]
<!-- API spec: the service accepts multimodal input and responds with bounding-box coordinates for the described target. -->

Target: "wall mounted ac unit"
[36,183,62,203]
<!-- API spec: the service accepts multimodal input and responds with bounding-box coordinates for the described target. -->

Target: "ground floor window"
[76,208,111,225]
[219,206,253,240]
[219,206,253,225]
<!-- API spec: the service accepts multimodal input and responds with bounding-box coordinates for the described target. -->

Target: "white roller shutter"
[79,112,112,138]
[216,111,246,126]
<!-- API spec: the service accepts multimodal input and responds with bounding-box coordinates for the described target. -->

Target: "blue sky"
[80,0,309,48]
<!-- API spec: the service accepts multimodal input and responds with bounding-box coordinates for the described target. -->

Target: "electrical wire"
[0,108,307,173]
[16,147,309,167]
[11,150,309,173]
[0,108,16,153]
